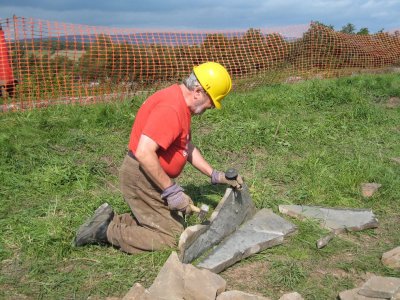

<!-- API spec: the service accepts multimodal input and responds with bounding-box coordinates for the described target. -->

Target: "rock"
[278,205,378,232]
[122,283,152,300]
[183,263,226,300]
[217,290,271,300]
[279,292,304,300]
[361,183,382,198]
[358,275,400,299]
[382,246,400,269]
[179,185,256,263]
[197,209,296,273]
[392,290,400,300]
[338,288,382,300]
[147,252,185,299]
[124,252,227,300]
[178,224,209,259]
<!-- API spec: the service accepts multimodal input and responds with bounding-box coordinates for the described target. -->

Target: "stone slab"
[279,205,378,232]
[339,288,382,300]
[358,276,400,299]
[197,209,297,273]
[180,184,256,263]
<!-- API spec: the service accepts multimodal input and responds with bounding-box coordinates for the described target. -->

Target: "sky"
[1,0,399,34]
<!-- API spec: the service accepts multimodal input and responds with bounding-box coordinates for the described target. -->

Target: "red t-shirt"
[128,84,191,178]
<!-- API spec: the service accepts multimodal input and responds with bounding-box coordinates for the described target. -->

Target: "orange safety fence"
[0,16,399,112]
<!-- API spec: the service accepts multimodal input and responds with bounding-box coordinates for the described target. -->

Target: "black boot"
[74,203,114,247]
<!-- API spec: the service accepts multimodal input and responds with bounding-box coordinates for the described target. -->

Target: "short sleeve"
[142,105,181,150]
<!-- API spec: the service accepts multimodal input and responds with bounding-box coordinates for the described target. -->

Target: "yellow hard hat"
[193,62,232,109]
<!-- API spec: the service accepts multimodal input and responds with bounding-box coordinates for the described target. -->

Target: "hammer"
[225,168,243,190]
[189,204,209,222]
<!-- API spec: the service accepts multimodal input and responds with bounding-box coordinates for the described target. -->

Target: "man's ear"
[193,86,203,98]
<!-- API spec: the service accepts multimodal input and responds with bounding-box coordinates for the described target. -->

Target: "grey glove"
[211,170,244,189]
[161,183,194,215]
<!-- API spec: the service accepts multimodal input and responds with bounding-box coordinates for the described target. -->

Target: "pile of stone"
[122,251,304,300]
[179,185,297,273]
[121,183,398,299]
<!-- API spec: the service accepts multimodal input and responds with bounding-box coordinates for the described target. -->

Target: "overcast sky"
[1,0,399,33]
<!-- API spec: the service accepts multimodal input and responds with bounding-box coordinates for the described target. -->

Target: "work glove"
[211,170,244,190]
[161,183,194,215]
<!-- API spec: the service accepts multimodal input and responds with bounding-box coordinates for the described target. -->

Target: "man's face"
[191,88,215,115]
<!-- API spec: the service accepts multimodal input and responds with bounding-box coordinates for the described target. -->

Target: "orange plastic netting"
[0,16,399,111]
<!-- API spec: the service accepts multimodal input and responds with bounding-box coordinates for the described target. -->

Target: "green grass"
[1,73,400,299]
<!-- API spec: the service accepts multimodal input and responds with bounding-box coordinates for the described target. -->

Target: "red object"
[128,84,192,178]
[0,28,14,85]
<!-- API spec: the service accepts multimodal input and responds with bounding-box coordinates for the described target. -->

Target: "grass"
[1,73,400,299]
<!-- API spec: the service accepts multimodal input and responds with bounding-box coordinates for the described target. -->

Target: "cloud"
[1,0,399,32]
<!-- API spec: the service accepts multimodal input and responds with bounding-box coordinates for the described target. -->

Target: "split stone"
[179,185,256,263]
[279,292,304,300]
[278,205,378,232]
[382,247,400,269]
[197,209,297,273]
[339,288,382,300]
[217,290,271,300]
[358,276,400,299]
[124,252,227,300]
[361,183,382,198]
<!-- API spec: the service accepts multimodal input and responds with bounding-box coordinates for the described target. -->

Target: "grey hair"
[183,72,202,91]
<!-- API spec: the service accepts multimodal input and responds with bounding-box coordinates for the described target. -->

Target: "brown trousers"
[106,155,184,253]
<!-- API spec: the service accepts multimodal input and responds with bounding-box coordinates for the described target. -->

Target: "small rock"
[217,290,271,300]
[361,183,382,197]
[279,292,304,300]
[382,246,400,269]
[358,275,400,299]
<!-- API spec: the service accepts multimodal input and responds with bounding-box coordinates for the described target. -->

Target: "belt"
[127,150,137,160]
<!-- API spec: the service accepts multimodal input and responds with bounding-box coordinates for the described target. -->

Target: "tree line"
[7,22,400,99]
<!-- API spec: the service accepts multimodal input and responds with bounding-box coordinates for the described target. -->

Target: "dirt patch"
[222,259,271,295]
[100,156,119,176]
[386,97,400,108]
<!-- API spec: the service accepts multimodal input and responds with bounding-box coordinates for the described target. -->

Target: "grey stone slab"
[180,184,256,263]
[279,205,378,232]
[197,209,297,273]
[358,276,400,299]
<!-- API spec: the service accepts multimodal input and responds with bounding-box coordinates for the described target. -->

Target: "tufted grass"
[1,73,399,299]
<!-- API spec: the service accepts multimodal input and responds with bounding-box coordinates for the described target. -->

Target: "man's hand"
[211,170,244,189]
[161,183,194,215]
